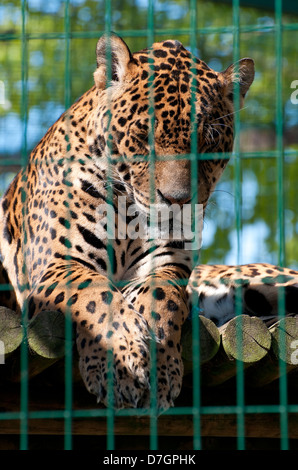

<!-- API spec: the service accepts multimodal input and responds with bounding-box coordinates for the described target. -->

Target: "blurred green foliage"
[0,0,297,267]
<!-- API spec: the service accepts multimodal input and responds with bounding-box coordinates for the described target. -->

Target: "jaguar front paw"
[77,311,152,408]
[140,346,184,412]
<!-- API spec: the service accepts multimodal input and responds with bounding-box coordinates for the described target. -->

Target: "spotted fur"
[187,263,298,327]
[2,33,287,411]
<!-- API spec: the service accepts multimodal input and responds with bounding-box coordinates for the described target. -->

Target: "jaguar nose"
[157,189,191,206]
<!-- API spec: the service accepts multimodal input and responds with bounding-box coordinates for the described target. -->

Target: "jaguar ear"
[221,58,255,104]
[94,33,134,89]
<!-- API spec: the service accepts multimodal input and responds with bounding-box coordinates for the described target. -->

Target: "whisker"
[211,188,235,198]
[211,122,234,130]
[209,126,221,138]
[211,106,248,123]
[103,177,135,203]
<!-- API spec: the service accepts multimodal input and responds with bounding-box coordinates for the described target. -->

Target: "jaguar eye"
[132,119,150,143]
[131,128,149,144]
[136,132,149,143]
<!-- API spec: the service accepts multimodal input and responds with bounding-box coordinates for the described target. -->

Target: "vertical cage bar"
[189,0,201,451]
[64,0,73,451]
[147,0,159,451]
[0,0,296,453]
[275,0,289,451]
[104,0,115,452]
[275,0,285,268]
[20,0,29,451]
[232,0,245,451]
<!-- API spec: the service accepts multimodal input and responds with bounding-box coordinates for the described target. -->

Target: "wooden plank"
[220,315,271,362]
[0,307,23,356]
[200,315,272,387]
[245,316,298,387]
[27,310,69,359]
[2,309,297,394]
[181,316,220,369]
[270,317,298,364]
[1,413,298,439]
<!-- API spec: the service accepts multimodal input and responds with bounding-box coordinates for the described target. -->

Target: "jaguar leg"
[26,260,151,409]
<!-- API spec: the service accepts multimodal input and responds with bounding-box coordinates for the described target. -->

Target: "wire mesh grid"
[0,0,298,451]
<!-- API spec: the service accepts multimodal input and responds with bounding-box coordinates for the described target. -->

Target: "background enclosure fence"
[0,0,298,451]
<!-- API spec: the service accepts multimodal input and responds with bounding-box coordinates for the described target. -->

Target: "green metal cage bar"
[63,0,74,451]
[0,0,297,451]
[231,0,245,451]
[146,0,160,451]
[189,0,201,451]
[275,0,288,451]
[20,0,29,451]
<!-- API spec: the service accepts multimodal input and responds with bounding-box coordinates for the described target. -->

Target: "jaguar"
[1,33,297,410]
